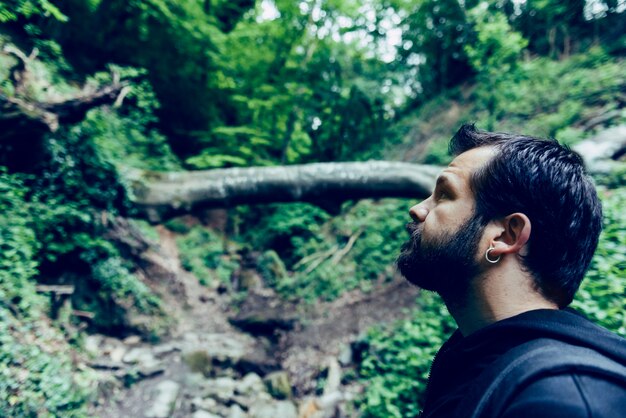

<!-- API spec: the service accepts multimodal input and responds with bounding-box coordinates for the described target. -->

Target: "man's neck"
[444,271,559,336]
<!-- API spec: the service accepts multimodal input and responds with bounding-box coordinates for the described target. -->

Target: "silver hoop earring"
[485,246,501,264]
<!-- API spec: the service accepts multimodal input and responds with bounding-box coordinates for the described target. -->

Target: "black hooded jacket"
[420,309,626,418]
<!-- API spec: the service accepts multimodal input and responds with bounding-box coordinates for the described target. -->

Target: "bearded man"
[397,124,626,418]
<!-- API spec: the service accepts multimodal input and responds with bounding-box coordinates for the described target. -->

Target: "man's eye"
[436,190,449,201]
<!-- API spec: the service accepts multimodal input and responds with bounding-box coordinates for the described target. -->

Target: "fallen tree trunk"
[127,162,441,222]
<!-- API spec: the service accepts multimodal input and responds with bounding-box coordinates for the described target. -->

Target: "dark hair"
[449,124,603,307]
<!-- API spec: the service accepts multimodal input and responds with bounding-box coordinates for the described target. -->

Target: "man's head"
[398,124,602,308]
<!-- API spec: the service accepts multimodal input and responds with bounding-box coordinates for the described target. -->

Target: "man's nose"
[409,201,430,222]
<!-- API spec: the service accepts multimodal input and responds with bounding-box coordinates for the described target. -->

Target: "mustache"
[405,221,422,238]
[401,221,422,253]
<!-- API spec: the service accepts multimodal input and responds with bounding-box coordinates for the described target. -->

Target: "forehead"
[442,146,496,187]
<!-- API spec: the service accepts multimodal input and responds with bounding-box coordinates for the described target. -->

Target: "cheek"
[423,206,467,236]
[423,209,446,232]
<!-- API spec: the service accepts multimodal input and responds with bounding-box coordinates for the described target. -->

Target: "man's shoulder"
[501,372,626,418]
[457,337,626,418]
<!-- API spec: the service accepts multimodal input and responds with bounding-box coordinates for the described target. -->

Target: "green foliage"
[422,138,453,166]
[257,250,290,289]
[358,293,456,418]
[0,171,41,311]
[595,166,626,190]
[78,244,162,318]
[493,51,626,137]
[244,203,331,266]
[397,0,477,97]
[337,200,408,282]
[0,170,90,417]
[176,226,236,287]
[164,218,193,234]
[573,187,626,336]
[245,200,408,301]
[130,219,160,243]
[465,4,527,76]
[90,0,226,141]
[0,309,91,417]
[83,108,180,172]
[505,0,590,57]
[1,47,168,329]
[78,67,181,172]
[465,2,528,129]
[0,46,170,410]
[386,52,625,159]
[0,0,67,23]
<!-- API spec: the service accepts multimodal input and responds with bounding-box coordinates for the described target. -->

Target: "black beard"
[397,216,485,301]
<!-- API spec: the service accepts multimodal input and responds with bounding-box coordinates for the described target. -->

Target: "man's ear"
[490,213,531,257]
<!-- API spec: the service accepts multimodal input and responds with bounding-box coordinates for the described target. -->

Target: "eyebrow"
[435,174,456,191]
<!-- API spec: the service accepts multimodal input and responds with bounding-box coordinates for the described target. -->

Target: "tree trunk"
[127,162,441,223]
[0,83,126,141]
[1,44,127,142]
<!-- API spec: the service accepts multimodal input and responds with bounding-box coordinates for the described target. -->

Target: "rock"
[121,346,162,381]
[322,358,341,395]
[123,347,154,365]
[238,269,264,291]
[95,372,121,402]
[228,404,247,418]
[182,372,212,399]
[298,398,321,418]
[123,335,142,345]
[87,360,124,370]
[233,346,281,377]
[181,333,252,366]
[153,342,181,358]
[337,344,352,367]
[249,399,298,418]
[316,391,343,412]
[84,335,102,356]
[230,394,254,410]
[264,371,292,400]
[203,376,238,402]
[229,292,300,337]
[144,380,180,418]
[236,373,265,396]
[184,350,214,376]
[573,125,626,173]
[109,345,127,363]
[298,392,343,418]
[191,396,218,411]
[192,410,222,418]
[137,363,166,378]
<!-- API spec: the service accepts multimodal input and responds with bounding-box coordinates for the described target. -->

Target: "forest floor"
[88,224,419,418]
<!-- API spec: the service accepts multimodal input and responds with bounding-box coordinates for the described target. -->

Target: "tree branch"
[0,82,127,141]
